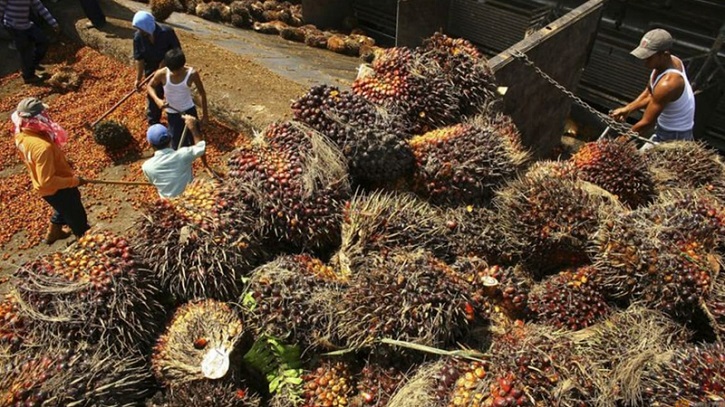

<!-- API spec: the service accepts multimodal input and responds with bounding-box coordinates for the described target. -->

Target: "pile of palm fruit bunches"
[3,33,725,406]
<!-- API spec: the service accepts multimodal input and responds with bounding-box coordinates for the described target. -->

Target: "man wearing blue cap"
[142,115,206,198]
[132,10,181,125]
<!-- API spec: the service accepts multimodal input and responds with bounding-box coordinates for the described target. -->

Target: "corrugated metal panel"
[447,0,551,55]
[352,0,397,46]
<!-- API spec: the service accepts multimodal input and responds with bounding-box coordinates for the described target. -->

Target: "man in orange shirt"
[13,97,90,244]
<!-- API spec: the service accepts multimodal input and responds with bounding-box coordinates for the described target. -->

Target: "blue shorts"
[653,127,694,143]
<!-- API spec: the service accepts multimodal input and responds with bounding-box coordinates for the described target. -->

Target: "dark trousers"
[168,105,198,149]
[7,24,48,80]
[79,0,106,28]
[43,187,90,237]
[147,81,164,125]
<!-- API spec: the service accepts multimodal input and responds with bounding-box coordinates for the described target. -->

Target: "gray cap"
[631,29,673,59]
[16,97,47,118]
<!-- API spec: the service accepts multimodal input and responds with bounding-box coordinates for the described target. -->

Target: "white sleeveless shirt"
[163,67,196,113]
[649,57,695,131]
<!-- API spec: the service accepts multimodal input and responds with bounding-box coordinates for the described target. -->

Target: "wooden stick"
[88,74,154,128]
[86,179,153,186]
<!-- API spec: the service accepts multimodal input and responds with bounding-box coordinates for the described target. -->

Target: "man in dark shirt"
[132,10,181,125]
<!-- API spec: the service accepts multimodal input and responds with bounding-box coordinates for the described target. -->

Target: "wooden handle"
[86,179,153,186]
[89,74,154,128]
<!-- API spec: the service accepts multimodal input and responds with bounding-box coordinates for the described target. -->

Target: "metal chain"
[511,50,656,145]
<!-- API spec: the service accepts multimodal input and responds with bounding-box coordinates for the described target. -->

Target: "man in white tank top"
[610,29,695,150]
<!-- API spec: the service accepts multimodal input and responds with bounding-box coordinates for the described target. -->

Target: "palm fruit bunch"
[244,255,345,349]
[638,343,724,404]
[291,84,414,186]
[594,207,717,319]
[451,262,531,320]
[482,322,598,406]
[92,120,134,150]
[227,122,350,251]
[494,165,607,272]
[334,190,452,273]
[408,117,529,205]
[352,47,460,134]
[135,179,265,301]
[445,360,490,406]
[152,299,245,387]
[47,66,81,91]
[149,380,261,407]
[525,266,610,330]
[195,2,228,22]
[10,231,164,352]
[230,1,254,28]
[386,359,464,407]
[569,138,655,208]
[0,343,154,406]
[301,359,355,407]
[150,0,176,21]
[644,140,725,193]
[0,294,25,352]
[416,32,498,115]
[445,206,511,264]
[351,362,408,407]
[335,250,475,350]
[703,271,725,342]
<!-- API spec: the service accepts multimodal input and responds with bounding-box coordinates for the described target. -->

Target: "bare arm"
[611,87,651,121]
[135,60,145,90]
[190,71,209,126]
[631,73,684,135]
[147,70,166,109]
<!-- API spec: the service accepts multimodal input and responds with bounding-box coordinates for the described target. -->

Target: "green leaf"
[241,292,257,310]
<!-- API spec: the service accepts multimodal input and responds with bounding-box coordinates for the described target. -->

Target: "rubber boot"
[45,223,71,245]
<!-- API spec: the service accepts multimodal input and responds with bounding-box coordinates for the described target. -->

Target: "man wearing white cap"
[132,10,181,125]
[610,28,695,149]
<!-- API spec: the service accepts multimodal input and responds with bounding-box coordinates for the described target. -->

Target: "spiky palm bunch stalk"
[416,32,499,115]
[334,250,476,350]
[227,121,351,251]
[0,342,154,407]
[92,120,134,150]
[352,47,461,134]
[445,205,514,264]
[291,84,414,186]
[594,207,718,319]
[525,266,610,331]
[568,306,689,406]
[644,140,725,194]
[10,231,164,353]
[638,343,725,404]
[135,179,266,301]
[243,254,345,349]
[703,270,725,343]
[387,359,464,407]
[152,299,245,387]
[150,0,176,21]
[408,114,530,205]
[148,380,261,407]
[494,165,610,272]
[569,138,655,208]
[333,190,452,274]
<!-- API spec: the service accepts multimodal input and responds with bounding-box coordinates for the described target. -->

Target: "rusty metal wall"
[489,0,604,158]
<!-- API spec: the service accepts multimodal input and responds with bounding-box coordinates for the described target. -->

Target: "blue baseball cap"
[132,11,156,35]
[147,124,170,146]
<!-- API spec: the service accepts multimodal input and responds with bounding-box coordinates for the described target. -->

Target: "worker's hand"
[77,176,88,186]
[610,107,629,122]
[182,114,198,127]
[134,78,143,91]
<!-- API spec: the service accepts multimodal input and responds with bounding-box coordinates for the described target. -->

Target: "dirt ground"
[0,0,360,279]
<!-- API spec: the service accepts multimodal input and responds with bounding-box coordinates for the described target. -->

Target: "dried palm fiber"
[568,306,688,406]
[635,342,725,405]
[416,32,498,115]
[46,66,80,91]
[301,358,356,407]
[227,121,350,251]
[644,140,725,194]
[332,190,451,274]
[444,205,514,264]
[152,299,245,387]
[387,359,463,407]
[702,269,725,342]
[352,47,461,134]
[493,162,613,273]
[594,199,720,319]
[0,342,154,407]
[525,265,610,331]
[291,84,414,186]
[9,231,164,353]
[150,0,176,21]
[0,294,26,353]
[229,1,253,27]
[568,138,655,208]
[243,254,346,349]
[334,250,477,350]
[147,380,261,407]
[134,179,266,301]
[92,119,134,151]
[408,115,530,206]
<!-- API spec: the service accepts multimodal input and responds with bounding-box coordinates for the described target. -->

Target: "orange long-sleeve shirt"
[15,130,79,197]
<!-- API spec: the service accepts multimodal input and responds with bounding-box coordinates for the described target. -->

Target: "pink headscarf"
[11,110,69,147]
